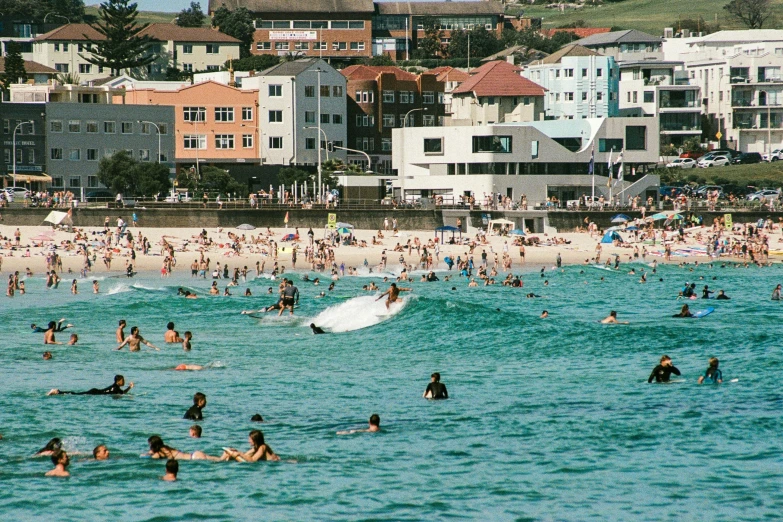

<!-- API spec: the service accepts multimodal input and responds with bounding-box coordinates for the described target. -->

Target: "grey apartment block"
[45,104,175,192]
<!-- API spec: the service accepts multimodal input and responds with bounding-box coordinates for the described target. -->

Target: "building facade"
[341,65,444,173]
[1,103,48,190]
[522,45,619,120]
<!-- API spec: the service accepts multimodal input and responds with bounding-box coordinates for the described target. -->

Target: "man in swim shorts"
[48,374,134,395]
[278,280,299,316]
[648,355,681,383]
[376,283,411,310]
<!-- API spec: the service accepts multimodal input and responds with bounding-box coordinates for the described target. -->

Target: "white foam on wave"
[310,294,410,333]
[105,283,132,295]
[131,283,168,291]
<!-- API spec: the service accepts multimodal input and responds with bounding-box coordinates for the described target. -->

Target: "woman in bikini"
[220,430,280,462]
[146,435,218,461]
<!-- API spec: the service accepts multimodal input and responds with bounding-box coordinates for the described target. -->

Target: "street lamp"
[305,67,324,202]
[332,145,373,173]
[403,107,428,128]
[12,120,34,190]
[303,126,329,160]
[44,13,70,24]
[138,120,162,164]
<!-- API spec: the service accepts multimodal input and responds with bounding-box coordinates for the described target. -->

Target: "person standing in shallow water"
[423,372,448,399]
[648,355,681,383]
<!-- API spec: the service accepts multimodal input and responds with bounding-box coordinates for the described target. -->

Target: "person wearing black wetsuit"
[648,355,681,383]
[716,290,730,300]
[423,372,448,399]
[426,272,440,282]
[47,375,133,395]
[278,280,299,316]
[702,285,713,299]
[184,392,206,420]
[310,323,325,334]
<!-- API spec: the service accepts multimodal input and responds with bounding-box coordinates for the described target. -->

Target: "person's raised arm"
[670,366,681,377]
[122,382,134,394]
[116,337,130,350]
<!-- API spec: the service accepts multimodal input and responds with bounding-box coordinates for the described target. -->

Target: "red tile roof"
[0,58,58,74]
[452,61,545,97]
[34,23,239,43]
[341,65,418,81]
[541,27,612,39]
[428,66,470,83]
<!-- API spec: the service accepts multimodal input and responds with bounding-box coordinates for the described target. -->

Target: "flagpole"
[590,146,595,208]
[608,148,613,206]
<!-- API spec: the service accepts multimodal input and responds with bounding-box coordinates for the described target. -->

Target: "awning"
[3,173,52,183]
[44,210,73,226]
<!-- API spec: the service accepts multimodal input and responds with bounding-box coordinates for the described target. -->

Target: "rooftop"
[341,64,417,81]
[34,23,240,43]
[0,58,58,74]
[452,60,546,97]
[375,1,504,16]
[540,27,612,39]
[480,45,549,64]
[538,44,602,64]
[208,0,375,13]
[573,29,662,48]
[428,66,470,83]
[684,29,783,45]
[259,57,324,76]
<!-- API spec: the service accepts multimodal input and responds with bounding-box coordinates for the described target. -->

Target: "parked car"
[697,155,730,168]
[679,151,705,160]
[164,191,192,203]
[695,185,724,199]
[732,152,763,164]
[746,189,780,201]
[762,149,783,161]
[3,187,30,199]
[85,190,115,202]
[666,158,697,169]
[659,186,688,198]
[702,150,736,160]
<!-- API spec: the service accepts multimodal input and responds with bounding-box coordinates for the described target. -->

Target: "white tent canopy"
[488,218,515,235]
[44,211,73,226]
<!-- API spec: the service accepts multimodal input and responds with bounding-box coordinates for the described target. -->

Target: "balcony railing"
[660,124,700,131]
[659,100,699,108]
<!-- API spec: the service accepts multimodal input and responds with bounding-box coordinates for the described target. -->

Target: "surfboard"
[692,307,715,318]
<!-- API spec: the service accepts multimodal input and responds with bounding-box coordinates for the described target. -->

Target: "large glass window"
[243,134,254,148]
[183,135,206,149]
[269,110,283,123]
[183,107,205,122]
[68,120,81,133]
[269,85,282,97]
[625,126,647,150]
[599,138,623,152]
[215,107,234,122]
[269,137,283,149]
[215,134,234,149]
[424,138,443,154]
[472,135,512,153]
[242,107,253,121]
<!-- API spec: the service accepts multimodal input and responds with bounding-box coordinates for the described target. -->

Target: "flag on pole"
[614,149,624,186]
[606,148,613,187]
[588,146,595,175]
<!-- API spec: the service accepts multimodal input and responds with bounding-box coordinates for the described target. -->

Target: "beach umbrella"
[236,224,255,230]
[509,229,526,236]
[31,234,54,242]
[336,222,354,229]
[611,214,631,223]
[626,225,639,231]
[606,226,621,232]
[337,227,351,234]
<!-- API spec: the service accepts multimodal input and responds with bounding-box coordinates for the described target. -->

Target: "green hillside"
[85,6,185,25]
[507,0,783,35]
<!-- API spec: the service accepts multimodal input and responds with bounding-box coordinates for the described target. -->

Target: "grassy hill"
[507,0,783,35]
[85,6,188,25]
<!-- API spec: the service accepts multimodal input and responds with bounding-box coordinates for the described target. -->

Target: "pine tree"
[80,0,156,76]
[176,2,206,28]
[1,41,28,92]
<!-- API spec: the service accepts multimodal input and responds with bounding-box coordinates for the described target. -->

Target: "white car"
[746,189,780,201]
[698,155,730,168]
[666,158,697,169]
[762,149,783,161]
[2,187,30,201]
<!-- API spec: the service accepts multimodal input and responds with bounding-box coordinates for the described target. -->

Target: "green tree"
[175,1,205,27]
[133,162,171,196]
[226,54,280,71]
[80,0,156,76]
[211,5,255,59]
[413,16,443,59]
[175,168,199,192]
[447,27,503,60]
[96,150,138,194]
[0,41,27,92]
[367,54,394,66]
[724,0,773,29]
[278,167,313,186]
[0,0,85,23]
[56,72,81,85]
[200,165,247,196]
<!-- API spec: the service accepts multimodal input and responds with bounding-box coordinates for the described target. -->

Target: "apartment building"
[522,45,619,120]
[1,103,48,190]
[0,57,58,85]
[341,65,444,173]
[663,30,783,153]
[32,23,240,83]
[451,61,546,126]
[0,17,54,61]
[427,66,470,125]
[573,29,664,62]
[121,80,260,178]
[241,58,348,168]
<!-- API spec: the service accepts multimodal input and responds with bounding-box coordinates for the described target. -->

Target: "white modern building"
[663,30,783,153]
[390,117,660,205]
[522,44,620,119]
[241,58,348,166]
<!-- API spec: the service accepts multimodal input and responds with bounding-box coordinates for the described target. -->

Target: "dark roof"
[209,0,375,13]
[376,1,504,16]
[452,60,545,97]
[573,29,662,47]
[480,45,549,64]
[34,23,240,43]
[539,44,601,64]
[341,64,417,81]
[0,58,58,74]
[259,58,322,76]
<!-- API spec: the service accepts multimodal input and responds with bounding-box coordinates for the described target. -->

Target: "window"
[320,85,330,97]
[69,177,81,188]
[68,120,81,133]
[50,121,63,133]
[269,137,283,149]
[305,86,315,97]
[399,91,410,104]
[139,149,150,161]
[183,44,193,54]
[182,64,193,72]
[242,134,254,148]
[423,91,435,104]
[104,121,116,133]
[321,113,330,124]
[472,135,512,153]
[140,122,151,134]
[582,68,588,77]
[183,135,206,149]
[242,107,253,121]
[88,176,99,188]
[383,114,395,127]
[597,68,603,77]
[275,42,289,50]
[597,92,604,101]
[183,107,205,122]
[15,148,22,163]
[332,114,342,124]
[349,21,365,29]
[54,43,60,52]
[313,41,326,50]
[333,86,343,97]
[3,150,8,163]
[256,42,271,50]
[305,111,316,124]
[383,90,395,103]
[121,122,133,134]
[564,92,574,102]
[598,138,623,152]
[582,92,588,101]
[625,126,647,150]
[565,69,574,77]
[423,138,443,154]
[68,148,80,161]
[305,137,316,150]
[269,85,282,97]
[79,93,98,104]
[350,42,365,51]
[633,91,638,103]
[423,115,435,126]
[87,148,98,161]
[215,107,234,122]
[215,134,234,149]
[206,65,220,72]
[531,140,539,159]
[610,92,617,101]
[399,114,407,127]
[55,63,69,73]
[332,42,347,51]
[104,149,116,158]
[79,64,92,74]
[381,138,391,151]
[86,121,98,133]
[27,149,34,163]
[63,43,69,52]
[206,44,219,54]
[159,151,169,162]
[332,21,349,29]
[269,110,283,123]
[294,42,309,50]
[644,91,654,103]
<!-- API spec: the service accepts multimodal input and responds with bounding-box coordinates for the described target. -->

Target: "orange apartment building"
[120,81,260,180]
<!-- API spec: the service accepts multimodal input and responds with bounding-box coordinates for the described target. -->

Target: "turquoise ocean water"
[1,262,782,520]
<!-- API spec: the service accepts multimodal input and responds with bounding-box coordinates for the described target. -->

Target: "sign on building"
[269,30,317,41]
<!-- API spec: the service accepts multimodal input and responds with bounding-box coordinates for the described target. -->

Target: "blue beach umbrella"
[611,214,631,223]
[509,229,526,236]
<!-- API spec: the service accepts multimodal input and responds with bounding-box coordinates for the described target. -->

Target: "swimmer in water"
[32,318,72,333]
[45,450,70,477]
[47,374,134,396]
[177,288,198,299]
[43,351,53,360]
[697,357,723,384]
[220,430,280,462]
[145,435,217,461]
[164,322,183,343]
[310,323,325,334]
[672,304,693,318]
[376,283,411,310]
[116,326,160,351]
[540,310,549,318]
[423,372,448,400]
[182,331,192,351]
[162,459,178,481]
[190,425,202,438]
[600,311,629,324]
[337,414,381,435]
[35,438,63,456]
[772,284,782,301]
[648,355,681,383]
[116,320,126,343]
[93,444,110,460]
[184,392,206,420]
[67,334,78,345]
[716,290,730,300]
[174,364,204,371]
